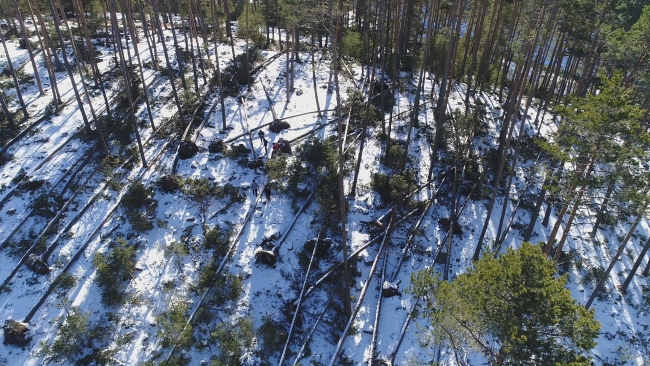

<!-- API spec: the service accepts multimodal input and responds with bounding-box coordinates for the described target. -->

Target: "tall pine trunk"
[47,0,94,134]
[209,0,228,130]
[108,0,147,168]
[586,204,648,309]
[119,0,155,130]
[332,0,351,317]
[11,0,44,95]
[152,0,184,122]
[620,236,650,293]
[0,34,28,118]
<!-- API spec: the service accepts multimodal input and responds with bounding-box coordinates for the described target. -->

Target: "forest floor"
[1,19,650,366]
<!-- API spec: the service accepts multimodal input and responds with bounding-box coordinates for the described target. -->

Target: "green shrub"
[287,137,339,198]
[344,88,380,128]
[212,273,244,306]
[93,237,137,306]
[19,178,46,192]
[382,140,407,170]
[196,259,219,291]
[121,181,154,210]
[29,192,63,218]
[182,178,244,218]
[257,315,288,355]
[210,317,255,365]
[236,10,267,48]
[204,226,232,258]
[342,30,362,61]
[371,172,416,205]
[156,301,193,350]
[224,143,251,160]
[38,307,112,365]
[265,155,288,183]
[581,265,606,286]
[120,182,157,232]
[52,273,77,297]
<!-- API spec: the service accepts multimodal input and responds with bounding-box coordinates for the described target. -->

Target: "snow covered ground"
[1,19,649,366]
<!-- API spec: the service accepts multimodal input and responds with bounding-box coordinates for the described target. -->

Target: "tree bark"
[590,179,616,238]
[586,208,647,309]
[164,0,188,90]
[26,0,60,104]
[0,91,13,127]
[332,0,351,316]
[350,0,383,196]
[47,0,94,134]
[543,155,595,256]
[10,0,44,95]
[152,0,184,122]
[209,0,228,130]
[621,236,650,293]
[0,33,28,118]
[108,0,147,168]
[119,0,155,130]
[72,0,112,119]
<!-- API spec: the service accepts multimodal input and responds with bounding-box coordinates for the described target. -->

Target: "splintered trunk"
[209,0,227,130]
[108,0,147,168]
[47,0,93,134]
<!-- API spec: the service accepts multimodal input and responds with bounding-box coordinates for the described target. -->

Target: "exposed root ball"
[178,140,198,159]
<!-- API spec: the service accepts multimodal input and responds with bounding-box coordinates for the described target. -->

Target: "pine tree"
[411,242,601,365]
[540,72,646,258]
